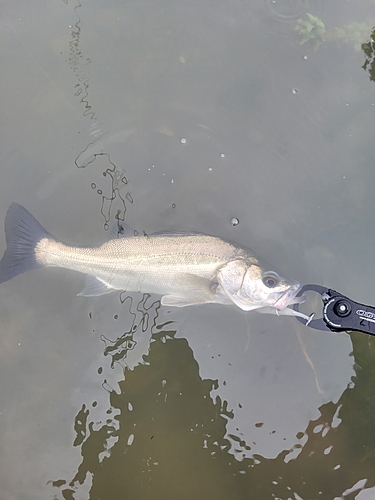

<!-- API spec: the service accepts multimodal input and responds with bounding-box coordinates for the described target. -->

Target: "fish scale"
[0,203,307,317]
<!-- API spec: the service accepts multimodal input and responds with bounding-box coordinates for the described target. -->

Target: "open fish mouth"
[274,283,302,310]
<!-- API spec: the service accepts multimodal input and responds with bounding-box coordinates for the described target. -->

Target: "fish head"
[217,258,301,312]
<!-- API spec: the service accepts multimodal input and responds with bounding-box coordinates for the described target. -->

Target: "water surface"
[1,1,375,498]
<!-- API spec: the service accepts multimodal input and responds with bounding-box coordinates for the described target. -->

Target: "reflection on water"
[76,148,130,230]
[68,0,133,230]
[50,296,237,499]
[101,294,161,368]
[362,29,375,81]
[49,302,375,499]
[68,0,95,120]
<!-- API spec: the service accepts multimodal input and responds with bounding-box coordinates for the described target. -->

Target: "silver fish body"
[0,203,303,314]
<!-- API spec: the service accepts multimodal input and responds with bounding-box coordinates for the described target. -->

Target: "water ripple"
[254,0,327,26]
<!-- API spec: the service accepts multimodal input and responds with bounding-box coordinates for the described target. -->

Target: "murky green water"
[1,1,375,498]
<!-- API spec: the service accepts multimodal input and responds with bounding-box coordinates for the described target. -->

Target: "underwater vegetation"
[295,12,375,80]
[362,28,375,81]
[296,13,375,51]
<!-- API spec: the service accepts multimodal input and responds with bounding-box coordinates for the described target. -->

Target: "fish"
[0,203,309,319]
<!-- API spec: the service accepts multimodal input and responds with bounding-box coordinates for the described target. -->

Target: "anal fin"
[78,275,115,297]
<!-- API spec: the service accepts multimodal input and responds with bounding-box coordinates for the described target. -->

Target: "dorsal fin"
[150,230,202,237]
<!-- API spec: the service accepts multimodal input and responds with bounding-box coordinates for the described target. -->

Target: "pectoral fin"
[161,294,211,307]
[161,274,230,307]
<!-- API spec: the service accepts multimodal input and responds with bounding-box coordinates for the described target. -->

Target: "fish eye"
[262,272,280,288]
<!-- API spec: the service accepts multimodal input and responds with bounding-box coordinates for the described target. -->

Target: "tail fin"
[0,203,54,284]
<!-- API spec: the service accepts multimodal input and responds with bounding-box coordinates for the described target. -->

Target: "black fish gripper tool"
[293,284,375,336]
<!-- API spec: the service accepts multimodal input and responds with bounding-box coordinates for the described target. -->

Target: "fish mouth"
[274,283,302,310]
